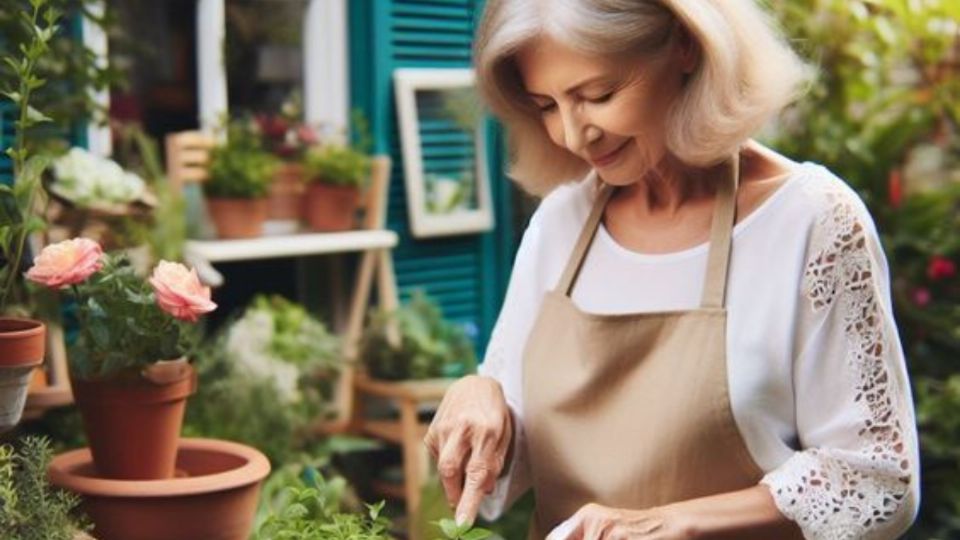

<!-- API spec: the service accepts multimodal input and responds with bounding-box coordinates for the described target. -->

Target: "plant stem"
[1,1,46,311]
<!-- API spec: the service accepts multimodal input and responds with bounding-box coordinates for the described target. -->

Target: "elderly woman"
[423,1,920,539]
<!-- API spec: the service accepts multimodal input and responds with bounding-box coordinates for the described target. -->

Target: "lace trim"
[765,183,912,538]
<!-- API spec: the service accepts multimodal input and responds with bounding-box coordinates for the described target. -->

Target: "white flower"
[51,147,147,206]
[225,310,303,404]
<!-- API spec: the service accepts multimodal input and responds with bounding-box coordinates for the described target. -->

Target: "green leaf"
[461,528,494,540]
[25,106,52,125]
[438,518,460,538]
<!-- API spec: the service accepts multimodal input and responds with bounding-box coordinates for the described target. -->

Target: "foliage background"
[766,1,960,537]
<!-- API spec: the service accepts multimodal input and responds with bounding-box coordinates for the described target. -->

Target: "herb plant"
[360,291,478,381]
[304,143,371,188]
[204,119,278,199]
[0,436,90,540]
[255,466,392,539]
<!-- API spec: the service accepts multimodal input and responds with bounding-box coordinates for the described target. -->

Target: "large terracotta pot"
[48,438,270,540]
[0,318,45,431]
[303,182,359,232]
[71,360,196,480]
[206,198,268,239]
[268,163,305,221]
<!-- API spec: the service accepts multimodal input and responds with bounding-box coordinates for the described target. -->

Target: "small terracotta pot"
[48,438,271,540]
[268,163,305,221]
[303,181,359,232]
[71,360,196,480]
[0,318,45,431]
[206,198,268,239]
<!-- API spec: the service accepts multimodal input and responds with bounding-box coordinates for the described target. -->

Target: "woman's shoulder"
[785,162,882,239]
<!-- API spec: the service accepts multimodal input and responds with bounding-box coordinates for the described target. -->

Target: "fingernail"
[455,512,469,526]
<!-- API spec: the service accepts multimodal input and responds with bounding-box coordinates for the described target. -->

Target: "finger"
[546,515,584,540]
[455,432,503,525]
[436,428,470,507]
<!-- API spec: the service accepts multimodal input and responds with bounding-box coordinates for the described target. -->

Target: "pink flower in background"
[297,125,318,145]
[926,255,956,281]
[149,261,217,322]
[25,238,103,288]
[911,287,931,307]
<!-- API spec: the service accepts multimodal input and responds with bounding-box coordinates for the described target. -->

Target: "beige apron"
[521,158,768,539]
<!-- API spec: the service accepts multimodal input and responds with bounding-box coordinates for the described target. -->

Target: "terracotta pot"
[48,438,271,540]
[0,318,45,431]
[303,182,359,232]
[268,163,305,221]
[71,360,196,480]
[206,198,268,239]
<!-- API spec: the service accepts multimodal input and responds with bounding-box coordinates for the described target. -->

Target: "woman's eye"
[587,92,614,104]
[538,102,557,113]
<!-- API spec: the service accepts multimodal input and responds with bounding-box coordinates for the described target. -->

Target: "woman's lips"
[590,140,629,168]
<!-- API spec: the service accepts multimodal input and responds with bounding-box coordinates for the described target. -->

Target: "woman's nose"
[560,106,601,152]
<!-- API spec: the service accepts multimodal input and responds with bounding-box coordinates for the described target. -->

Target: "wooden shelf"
[354,375,453,402]
[362,419,429,444]
[184,230,399,263]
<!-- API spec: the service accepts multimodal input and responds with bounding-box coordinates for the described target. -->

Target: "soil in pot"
[70,360,196,480]
[0,318,45,431]
[206,198,268,239]
[303,182,359,232]
[48,438,271,540]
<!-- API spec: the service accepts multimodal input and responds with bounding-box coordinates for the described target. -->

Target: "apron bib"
[521,158,765,539]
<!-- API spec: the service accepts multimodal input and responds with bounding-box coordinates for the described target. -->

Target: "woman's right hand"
[424,374,514,526]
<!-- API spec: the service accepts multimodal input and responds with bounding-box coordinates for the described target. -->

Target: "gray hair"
[474,0,812,196]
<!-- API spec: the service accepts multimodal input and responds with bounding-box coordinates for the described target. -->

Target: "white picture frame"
[393,68,494,238]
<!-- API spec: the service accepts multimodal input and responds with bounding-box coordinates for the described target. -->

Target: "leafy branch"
[0,0,60,311]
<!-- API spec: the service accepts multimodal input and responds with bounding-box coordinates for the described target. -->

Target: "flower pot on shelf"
[268,163,305,221]
[48,438,270,540]
[303,181,359,232]
[206,197,268,239]
[0,318,46,431]
[70,359,196,480]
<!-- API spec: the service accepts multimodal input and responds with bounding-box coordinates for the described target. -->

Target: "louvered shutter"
[349,0,515,353]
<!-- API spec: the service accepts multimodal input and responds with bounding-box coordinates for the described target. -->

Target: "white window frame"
[84,0,350,149]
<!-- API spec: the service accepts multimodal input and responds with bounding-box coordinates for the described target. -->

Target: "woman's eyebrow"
[525,75,609,98]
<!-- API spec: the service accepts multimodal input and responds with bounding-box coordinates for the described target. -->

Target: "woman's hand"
[546,503,697,540]
[424,374,514,526]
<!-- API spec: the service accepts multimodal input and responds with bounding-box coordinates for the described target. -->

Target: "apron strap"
[700,156,740,309]
[557,178,616,297]
[556,156,740,306]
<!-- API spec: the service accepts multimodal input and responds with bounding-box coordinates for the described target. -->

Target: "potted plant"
[255,94,320,224]
[203,120,277,239]
[302,143,371,231]
[0,0,60,431]
[359,291,478,381]
[26,238,217,480]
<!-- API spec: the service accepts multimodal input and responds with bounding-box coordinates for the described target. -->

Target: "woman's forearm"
[661,485,805,539]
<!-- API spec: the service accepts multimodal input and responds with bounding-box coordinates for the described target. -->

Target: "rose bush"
[26,238,216,379]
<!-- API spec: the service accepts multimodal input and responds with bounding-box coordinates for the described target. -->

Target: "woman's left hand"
[546,503,697,540]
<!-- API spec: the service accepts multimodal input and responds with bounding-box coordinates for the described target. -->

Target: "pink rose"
[25,238,103,288]
[149,261,217,322]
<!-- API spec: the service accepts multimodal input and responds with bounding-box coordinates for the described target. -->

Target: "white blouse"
[477,162,920,540]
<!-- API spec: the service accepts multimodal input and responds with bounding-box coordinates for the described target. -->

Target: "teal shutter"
[349,0,515,354]
[0,102,12,186]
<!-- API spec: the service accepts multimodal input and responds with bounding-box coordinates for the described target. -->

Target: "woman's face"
[515,35,689,185]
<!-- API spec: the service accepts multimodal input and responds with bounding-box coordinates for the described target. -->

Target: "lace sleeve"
[760,181,920,539]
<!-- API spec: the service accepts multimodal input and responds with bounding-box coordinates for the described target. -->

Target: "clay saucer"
[48,438,270,540]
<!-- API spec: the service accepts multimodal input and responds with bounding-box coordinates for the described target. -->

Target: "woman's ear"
[674,25,700,74]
